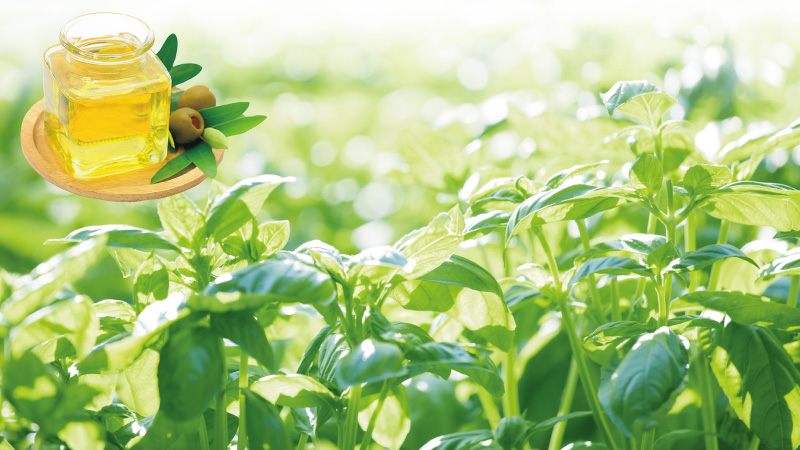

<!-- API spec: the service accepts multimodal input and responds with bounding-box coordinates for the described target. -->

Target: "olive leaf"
[185,140,217,179]
[169,63,202,86]
[155,33,178,71]
[200,102,250,127]
[214,115,267,137]
[151,152,192,184]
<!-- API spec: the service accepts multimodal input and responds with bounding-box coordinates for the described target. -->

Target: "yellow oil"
[43,38,171,179]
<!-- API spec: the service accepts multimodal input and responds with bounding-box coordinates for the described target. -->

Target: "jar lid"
[59,12,155,61]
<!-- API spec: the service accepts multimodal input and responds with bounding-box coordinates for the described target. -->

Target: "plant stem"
[361,379,393,450]
[629,215,658,320]
[577,220,607,321]
[788,276,800,307]
[297,434,309,450]
[343,385,363,450]
[684,212,699,291]
[199,417,210,450]
[503,342,520,418]
[214,382,227,450]
[536,228,620,450]
[611,277,622,322]
[548,356,578,450]
[749,436,760,450]
[238,351,248,450]
[477,387,502,429]
[707,220,730,291]
[641,429,656,450]
[692,340,719,450]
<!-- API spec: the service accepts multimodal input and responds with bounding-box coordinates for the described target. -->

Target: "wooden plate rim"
[20,99,224,202]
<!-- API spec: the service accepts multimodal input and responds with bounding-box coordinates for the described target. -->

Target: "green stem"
[629,215,658,320]
[707,220,730,291]
[657,281,668,328]
[548,355,579,450]
[503,343,520,418]
[536,228,620,450]
[343,385,363,450]
[749,436,760,450]
[788,276,799,307]
[214,381,227,450]
[641,429,656,450]
[684,212,699,291]
[297,434,309,450]
[577,220,607,321]
[477,387,502,429]
[239,351,248,450]
[199,417,210,450]
[692,340,719,450]
[611,277,622,322]
[361,380,392,449]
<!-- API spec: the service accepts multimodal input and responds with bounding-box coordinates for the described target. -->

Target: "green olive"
[169,108,204,144]
[177,85,217,111]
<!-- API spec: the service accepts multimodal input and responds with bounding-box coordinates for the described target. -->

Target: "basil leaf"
[205,175,293,239]
[132,256,169,313]
[243,390,288,450]
[357,386,411,450]
[598,327,688,436]
[48,225,179,251]
[629,154,662,196]
[158,194,204,249]
[335,339,407,388]
[699,181,800,231]
[250,374,337,409]
[675,291,800,331]
[710,323,800,450]
[665,244,757,274]
[157,326,224,421]
[395,206,464,279]
[601,80,676,128]
[210,311,274,371]
[406,342,504,398]
[569,257,653,288]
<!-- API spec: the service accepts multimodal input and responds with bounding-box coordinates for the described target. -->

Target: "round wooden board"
[20,100,224,202]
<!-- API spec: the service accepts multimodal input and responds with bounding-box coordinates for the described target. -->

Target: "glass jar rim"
[59,12,155,61]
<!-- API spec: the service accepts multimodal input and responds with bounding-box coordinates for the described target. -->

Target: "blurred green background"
[4,1,800,447]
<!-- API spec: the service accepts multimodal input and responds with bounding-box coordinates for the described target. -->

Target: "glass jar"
[43,13,171,179]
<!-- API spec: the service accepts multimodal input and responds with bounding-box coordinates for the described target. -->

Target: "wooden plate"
[20,99,224,202]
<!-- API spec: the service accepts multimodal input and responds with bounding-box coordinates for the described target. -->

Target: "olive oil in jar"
[43,14,171,179]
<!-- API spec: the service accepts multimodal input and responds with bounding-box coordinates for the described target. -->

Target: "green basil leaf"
[117,349,160,417]
[133,256,169,313]
[683,164,731,196]
[3,352,63,429]
[205,175,293,239]
[464,211,510,240]
[543,161,609,190]
[250,374,337,409]
[395,206,464,279]
[699,181,800,231]
[57,421,105,450]
[2,238,106,325]
[406,342,504,398]
[151,152,192,184]
[10,296,98,360]
[157,326,224,421]
[629,154,662,196]
[169,63,202,86]
[665,244,757,274]
[522,411,593,439]
[158,194,204,249]
[210,311,274,371]
[358,386,411,450]
[394,256,514,351]
[258,220,290,258]
[197,258,336,312]
[347,246,410,286]
[569,257,653,288]
[710,323,800,450]
[185,140,217,179]
[296,240,348,285]
[420,430,494,450]
[506,185,634,243]
[493,415,526,450]
[317,334,350,383]
[598,327,689,436]
[335,339,407,388]
[674,291,800,331]
[199,102,250,127]
[296,325,332,375]
[48,225,179,251]
[155,33,177,71]
[242,390,288,450]
[213,115,267,137]
[601,80,676,128]
[759,247,800,280]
